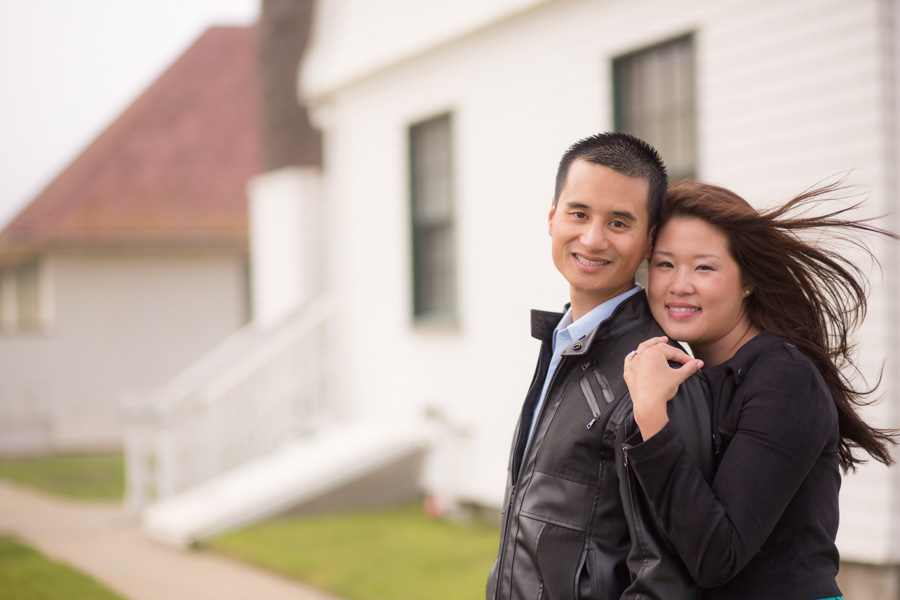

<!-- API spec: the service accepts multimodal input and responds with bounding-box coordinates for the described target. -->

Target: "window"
[614,35,697,182]
[15,261,41,330]
[0,259,44,332]
[409,113,457,324]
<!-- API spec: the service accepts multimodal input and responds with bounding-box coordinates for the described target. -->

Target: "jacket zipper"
[492,483,516,600]
[579,377,602,429]
[526,355,569,448]
[621,443,649,586]
[498,354,570,599]
[591,369,616,405]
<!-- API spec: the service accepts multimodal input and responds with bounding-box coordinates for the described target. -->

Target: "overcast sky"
[0,0,261,228]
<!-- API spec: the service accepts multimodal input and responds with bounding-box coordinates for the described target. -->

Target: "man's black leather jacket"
[486,292,714,600]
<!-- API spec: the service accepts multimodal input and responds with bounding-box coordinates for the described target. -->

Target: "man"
[486,133,714,600]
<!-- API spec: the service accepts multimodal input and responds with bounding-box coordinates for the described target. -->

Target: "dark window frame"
[613,33,698,183]
[0,258,45,333]
[408,113,458,326]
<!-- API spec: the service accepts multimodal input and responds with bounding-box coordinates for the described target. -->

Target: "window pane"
[413,223,455,317]
[411,116,453,224]
[16,261,41,330]
[613,36,697,182]
[409,114,457,322]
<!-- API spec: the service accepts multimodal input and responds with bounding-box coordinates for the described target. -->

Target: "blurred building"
[127,0,900,595]
[0,27,259,454]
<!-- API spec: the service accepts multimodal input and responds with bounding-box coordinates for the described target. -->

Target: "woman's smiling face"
[648,217,756,365]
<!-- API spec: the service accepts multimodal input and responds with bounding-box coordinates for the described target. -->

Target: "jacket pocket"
[579,369,616,429]
[534,522,585,600]
[591,369,616,405]
[579,378,602,429]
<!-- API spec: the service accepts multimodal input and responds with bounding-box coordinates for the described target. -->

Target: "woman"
[622,180,897,599]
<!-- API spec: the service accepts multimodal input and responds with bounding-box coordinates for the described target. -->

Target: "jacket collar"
[709,330,782,385]
[530,307,565,343]
[530,292,654,355]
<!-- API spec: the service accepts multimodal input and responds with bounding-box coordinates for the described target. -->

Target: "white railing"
[124,295,334,511]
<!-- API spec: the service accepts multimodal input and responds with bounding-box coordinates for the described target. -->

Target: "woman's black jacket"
[487,292,715,600]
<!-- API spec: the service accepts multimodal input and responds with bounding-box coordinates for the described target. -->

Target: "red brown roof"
[0,26,261,251]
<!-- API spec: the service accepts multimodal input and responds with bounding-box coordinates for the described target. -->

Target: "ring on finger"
[628,350,639,358]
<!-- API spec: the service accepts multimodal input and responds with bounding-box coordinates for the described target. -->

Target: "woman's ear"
[644,226,656,260]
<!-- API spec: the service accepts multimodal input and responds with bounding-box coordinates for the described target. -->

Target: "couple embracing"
[486,132,896,600]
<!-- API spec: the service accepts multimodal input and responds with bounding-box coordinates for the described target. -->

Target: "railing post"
[155,404,178,500]
[124,422,146,512]
[122,391,157,513]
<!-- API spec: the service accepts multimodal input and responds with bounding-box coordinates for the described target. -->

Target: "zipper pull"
[622,444,629,466]
[586,414,600,429]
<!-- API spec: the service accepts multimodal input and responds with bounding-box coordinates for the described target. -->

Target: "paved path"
[0,480,342,600]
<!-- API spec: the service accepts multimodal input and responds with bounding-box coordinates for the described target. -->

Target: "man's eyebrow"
[562,202,639,223]
[562,201,591,210]
[611,210,638,222]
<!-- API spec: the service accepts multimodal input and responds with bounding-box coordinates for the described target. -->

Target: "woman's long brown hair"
[663,179,897,471]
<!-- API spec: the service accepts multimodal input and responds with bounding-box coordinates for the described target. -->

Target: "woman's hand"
[624,336,704,440]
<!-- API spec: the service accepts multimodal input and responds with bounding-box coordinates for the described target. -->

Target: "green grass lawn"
[0,453,124,500]
[0,454,499,599]
[204,503,500,600]
[0,536,127,600]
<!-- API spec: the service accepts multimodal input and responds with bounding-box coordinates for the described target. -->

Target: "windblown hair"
[554,132,668,230]
[662,179,897,471]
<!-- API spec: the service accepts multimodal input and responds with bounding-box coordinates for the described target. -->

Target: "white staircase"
[123,294,437,547]
[125,295,434,545]
[124,296,336,512]
[142,421,428,547]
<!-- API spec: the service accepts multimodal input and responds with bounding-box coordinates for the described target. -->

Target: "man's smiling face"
[548,159,652,320]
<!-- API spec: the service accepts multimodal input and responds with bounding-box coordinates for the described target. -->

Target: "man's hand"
[624,336,704,440]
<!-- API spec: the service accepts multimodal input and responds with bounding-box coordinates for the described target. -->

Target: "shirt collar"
[555,285,643,344]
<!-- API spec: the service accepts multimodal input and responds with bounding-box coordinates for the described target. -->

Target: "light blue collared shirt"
[526,285,643,445]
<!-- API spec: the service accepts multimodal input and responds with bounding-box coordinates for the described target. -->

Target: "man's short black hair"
[553,132,668,230]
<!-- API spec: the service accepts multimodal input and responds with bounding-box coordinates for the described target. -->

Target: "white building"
[132,0,900,594]
[0,27,257,454]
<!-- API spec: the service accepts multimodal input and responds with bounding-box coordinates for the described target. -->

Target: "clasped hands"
[623,336,704,440]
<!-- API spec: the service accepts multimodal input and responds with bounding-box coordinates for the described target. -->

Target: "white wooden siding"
[304,0,899,560]
[0,252,248,453]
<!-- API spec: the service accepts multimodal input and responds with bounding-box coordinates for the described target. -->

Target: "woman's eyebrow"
[653,249,722,260]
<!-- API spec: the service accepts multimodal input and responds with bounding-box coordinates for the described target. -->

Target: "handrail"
[124,295,334,511]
